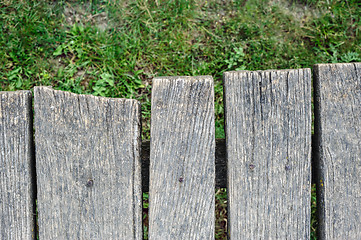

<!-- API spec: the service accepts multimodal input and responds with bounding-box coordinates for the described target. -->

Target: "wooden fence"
[0,62,360,239]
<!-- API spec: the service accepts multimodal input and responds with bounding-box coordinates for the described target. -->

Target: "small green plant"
[225,47,247,71]
[143,192,149,239]
[215,188,228,239]
[341,52,361,63]
[311,184,317,240]
[92,72,115,96]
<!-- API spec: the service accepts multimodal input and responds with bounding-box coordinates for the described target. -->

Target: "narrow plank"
[224,69,312,239]
[314,63,361,240]
[149,76,215,239]
[0,91,35,240]
[34,87,142,239]
[141,139,226,191]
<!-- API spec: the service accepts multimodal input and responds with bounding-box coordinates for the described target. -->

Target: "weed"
[225,47,247,70]
[311,184,318,240]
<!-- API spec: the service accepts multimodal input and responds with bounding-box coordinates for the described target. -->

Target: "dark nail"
[249,164,255,170]
[178,177,184,183]
[86,179,94,187]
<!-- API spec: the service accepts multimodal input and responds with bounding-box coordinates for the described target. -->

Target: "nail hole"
[86,179,94,187]
[249,164,255,170]
[178,177,184,183]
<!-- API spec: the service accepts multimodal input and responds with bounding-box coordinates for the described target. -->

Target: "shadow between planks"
[141,138,316,192]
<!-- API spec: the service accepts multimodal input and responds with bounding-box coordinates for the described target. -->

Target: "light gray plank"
[314,63,361,240]
[224,69,312,239]
[0,91,35,240]
[142,137,316,191]
[34,87,142,239]
[149,76,215,239]
[141,139,226,191]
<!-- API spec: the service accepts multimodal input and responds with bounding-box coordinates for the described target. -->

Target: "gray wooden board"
[0,91,35,240]
[141,139,226,191]
[142,137,316,191]
[224,69,312,239]
[149,76,215,239]
[34,87,142,239]
[314,63,361,240]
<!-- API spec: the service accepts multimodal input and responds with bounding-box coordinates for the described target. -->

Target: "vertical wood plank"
[0,91,35,240]
[314,63,361,240]
[224,69,312,239]
[34,87,142,239]
[141,139,227,191]
[149,76,215,239]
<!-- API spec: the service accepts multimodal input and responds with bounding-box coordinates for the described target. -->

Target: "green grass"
[1,0,360,138]
[1,0,360,239]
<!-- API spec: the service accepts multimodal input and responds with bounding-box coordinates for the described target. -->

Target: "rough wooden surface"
[34,87,142,239]
[149,76,215,239]
[0,91,35,240]
[142,137,316,191]
[224,69,312,239]
[314,63,361,240]
[141,139,226,191]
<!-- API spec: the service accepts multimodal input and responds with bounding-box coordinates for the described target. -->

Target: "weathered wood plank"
[149,76,215,239]
[142,137,316,191]
[141,139,226,191]
[34,87,142,239]
[224,69,312,239]
[314,63,361,240]
[0,91,35,240]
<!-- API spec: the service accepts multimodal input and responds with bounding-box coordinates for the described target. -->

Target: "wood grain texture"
[141,139,226,191]
[142,137,315,191]
[149,76,215,239]
[313,63,361,240]
[224,69,312,239]
[0,91,35,240]
[34,87,142,239]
